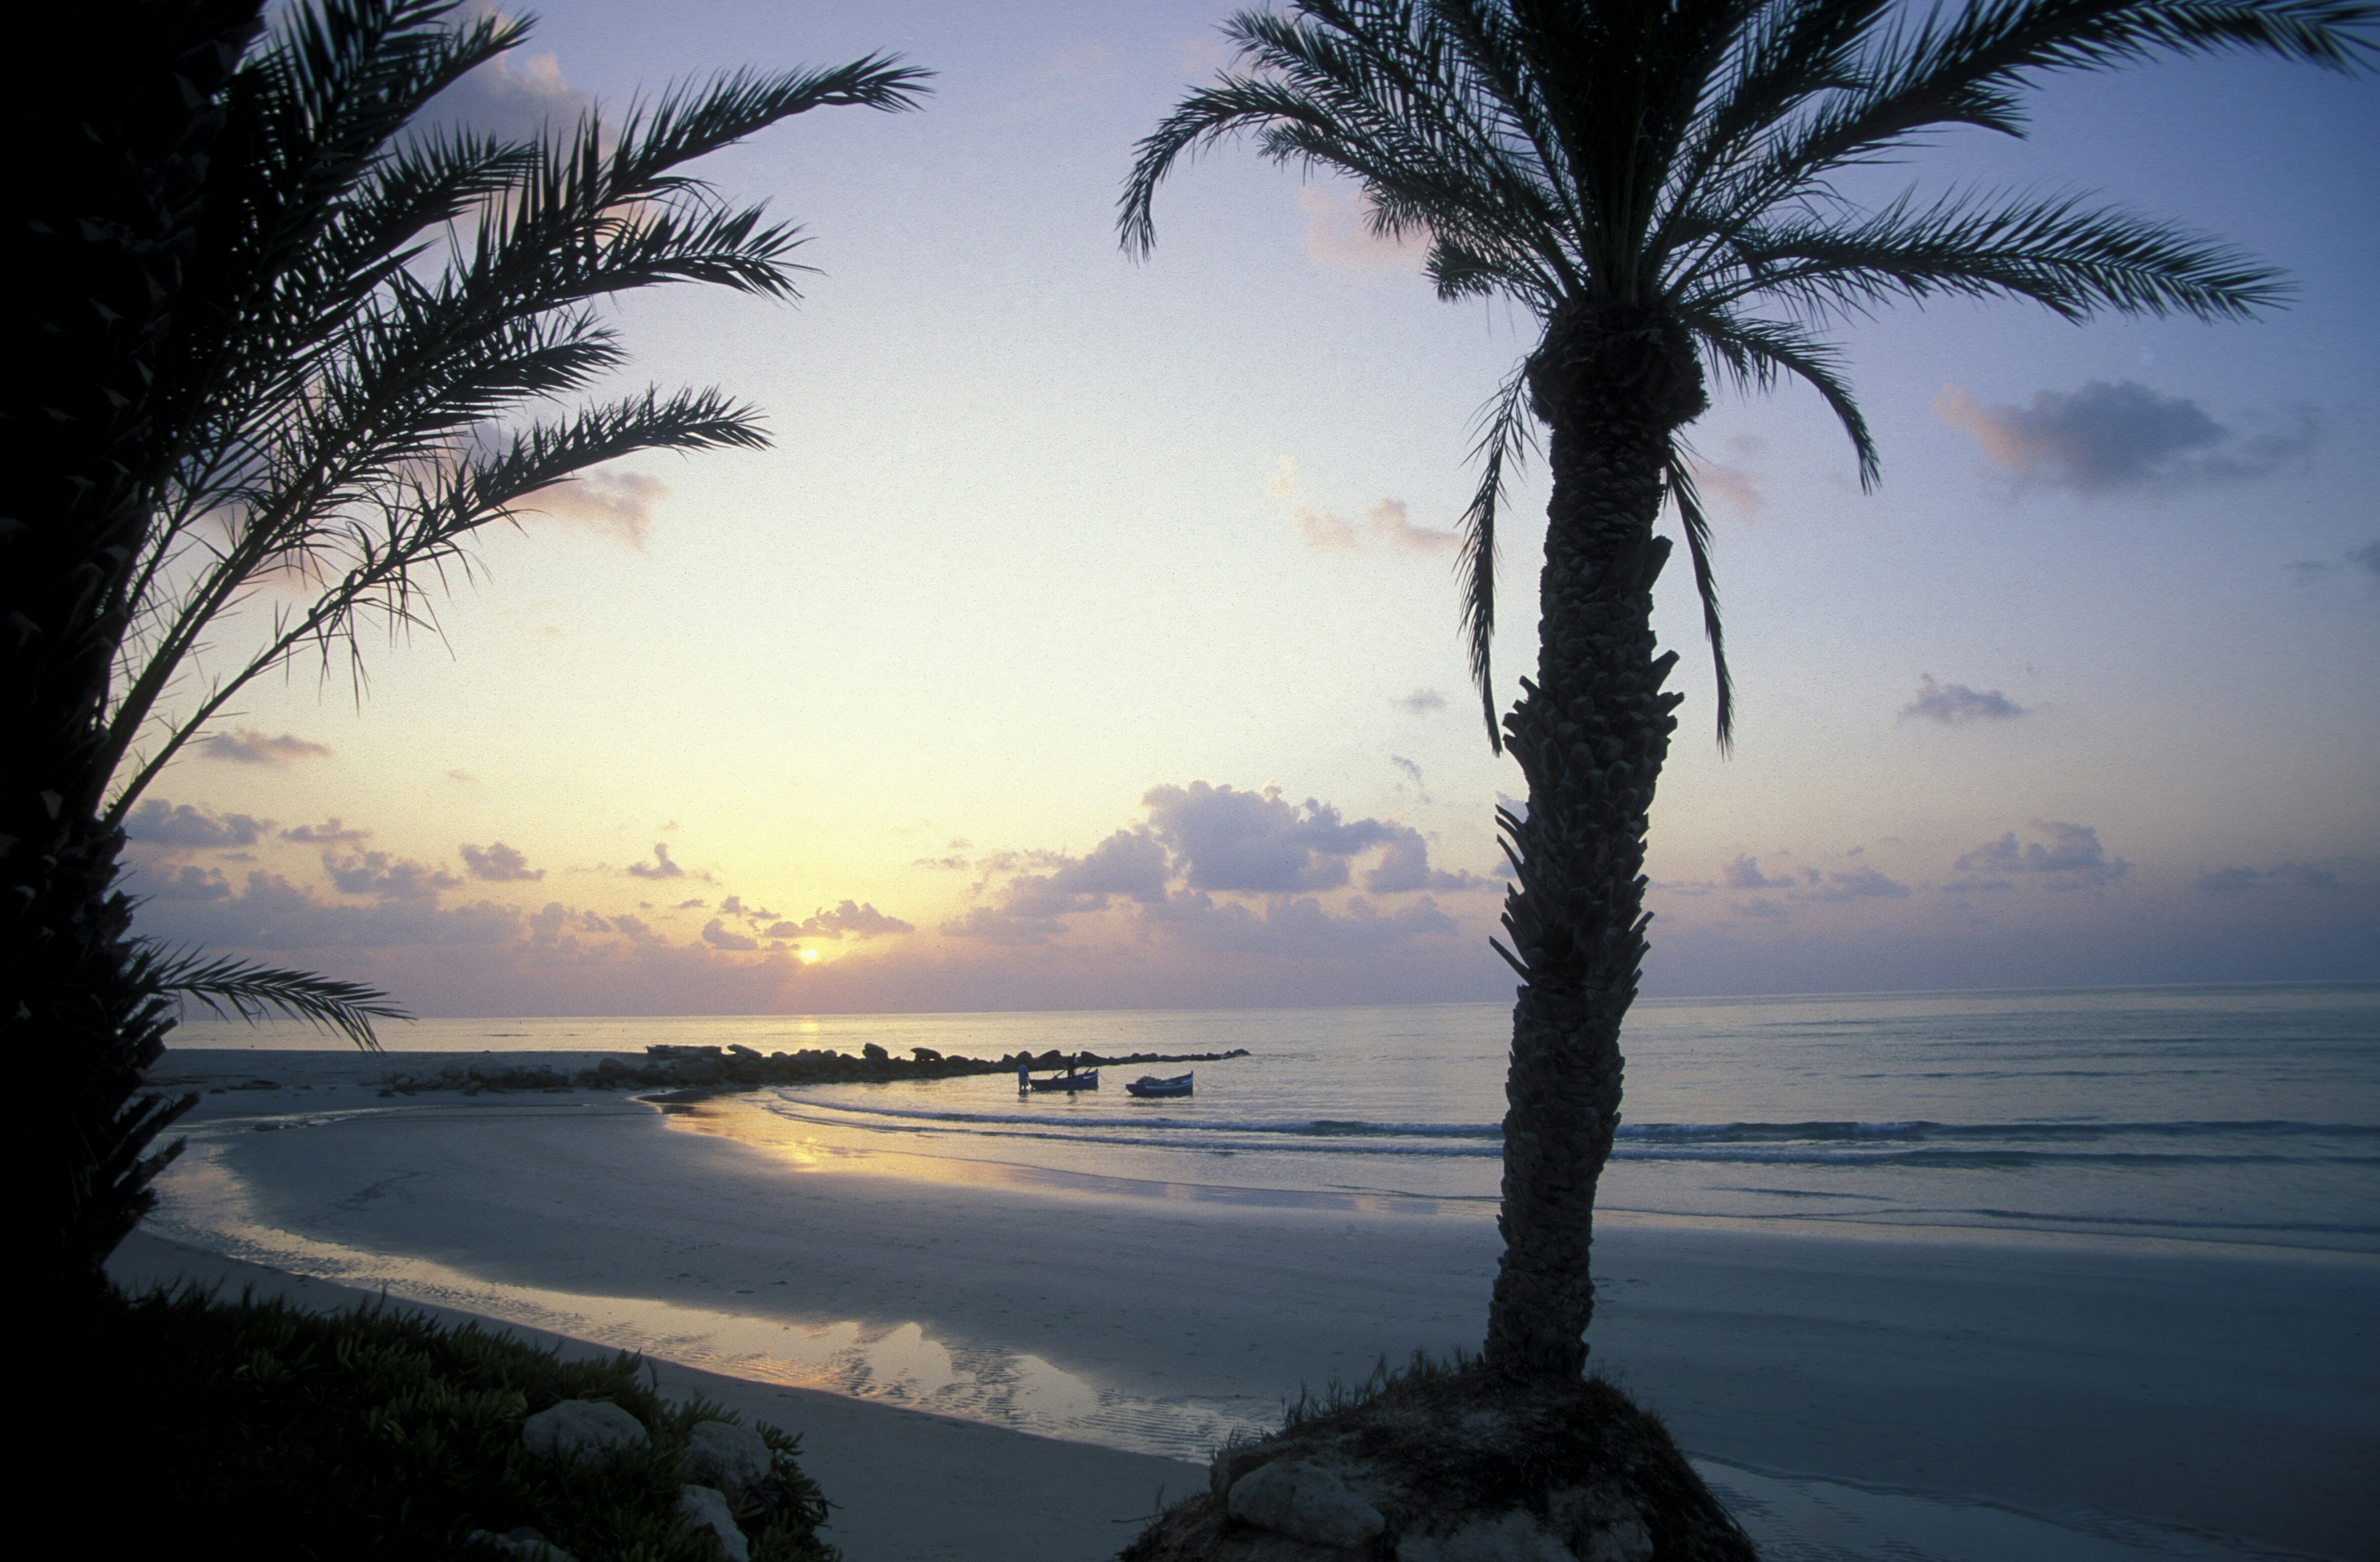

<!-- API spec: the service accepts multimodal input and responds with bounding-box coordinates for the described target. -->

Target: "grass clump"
[93,1285,836,1560]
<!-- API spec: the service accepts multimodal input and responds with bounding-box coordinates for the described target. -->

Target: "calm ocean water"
[182,981,2380,1255]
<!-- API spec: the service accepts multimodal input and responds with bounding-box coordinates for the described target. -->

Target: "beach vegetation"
[95,1283,838,1560]
[9,0,925,1301]
[1122,0,2374,1389]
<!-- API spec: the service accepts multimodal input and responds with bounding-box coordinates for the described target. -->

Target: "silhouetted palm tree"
[1123,0,2371,1382]
[9,0,268,1308]
[6,0,927,1299]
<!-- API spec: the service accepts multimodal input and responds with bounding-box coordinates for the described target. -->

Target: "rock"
[861,1043,890,1062]
[1546,1488,1652,1562]
[911,1046,943,1062]
[521,1400,647,1465]
[1122,1368,1753,1562]
[684,1419,774,1502]
[1396,1510,1572,1562]
[594,1057,630,1082]
[465,1527,578,1561]
[679,1483,750,1561]
[726,1044,762,1059]
[1226,1460,1385,1550]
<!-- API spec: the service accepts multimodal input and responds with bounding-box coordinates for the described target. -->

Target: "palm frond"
[104,4,924,816]
[145,948,410,1051]
[1690,307,1879,485]
[1664,452,1736,749]
[1712,186,2284,322]
[1459,360,1537,752]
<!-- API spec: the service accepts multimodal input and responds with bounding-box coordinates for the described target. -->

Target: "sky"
[123,0,2380,1018]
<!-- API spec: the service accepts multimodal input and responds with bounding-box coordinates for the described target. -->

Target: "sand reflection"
[656,1090,1460,1217]
[144,1136,1259,1460]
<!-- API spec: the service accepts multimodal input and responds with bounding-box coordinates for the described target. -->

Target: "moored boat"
[1027,1069,1098,1092]
[1124,1072,1192,1098]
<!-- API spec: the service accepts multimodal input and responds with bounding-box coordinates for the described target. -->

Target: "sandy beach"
[126,1048,2379,1561]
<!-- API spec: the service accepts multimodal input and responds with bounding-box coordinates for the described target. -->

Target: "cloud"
[1143,891,1458,956]
[1936,380,2314,493]
[1362,832,1490,894]
[199,728,333,766]
[626,843,685,880]
[461,841,545,881]
[1298,508,1360,550]
[1953,820,2128,888]
[2197,862,2343,895]
[791,900,916,941]
[425,40,590,141]
[946,780,1489,946]
[145,865,231,902]
[701,918,758,951]
[1723,855,1786,890]
[1295,498,1458,555]
[945,828,1173,943]
[281,818,369,845]
[2354,541,2380,578]
[324,850,462,900]
[1145,782,1397,893]
[1392,691,1447,715]
[1719,854,1904,904]
[1688,437,1764,519]
[1807,866,1911,902]
[524,470,668,548]
[1899,674,2027,725]
[1297,183,1429,272]
[126,799,267,850]
[1365,498,1460,554]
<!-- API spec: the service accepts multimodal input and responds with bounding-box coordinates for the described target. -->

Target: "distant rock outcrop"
[374,1044,1251,1097]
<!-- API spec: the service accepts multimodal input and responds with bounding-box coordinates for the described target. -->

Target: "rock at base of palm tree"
[1121,1358,1753,1562]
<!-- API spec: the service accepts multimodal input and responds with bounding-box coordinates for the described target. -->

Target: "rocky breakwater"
[377,1042,1250,1098]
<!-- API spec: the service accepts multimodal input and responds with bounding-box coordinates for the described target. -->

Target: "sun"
[800,947,821,964]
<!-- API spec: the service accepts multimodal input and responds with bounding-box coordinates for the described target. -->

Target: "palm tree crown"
[1124,0,2371,746]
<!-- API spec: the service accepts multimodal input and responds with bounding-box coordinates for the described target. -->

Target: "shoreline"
[142,1047,2379,1560]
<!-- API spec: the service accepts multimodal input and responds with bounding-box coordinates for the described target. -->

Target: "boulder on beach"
[521,1400,647,1465]
[465,1526,579,1561]
[678,1483,750,1561]
[684,1419,775,1504]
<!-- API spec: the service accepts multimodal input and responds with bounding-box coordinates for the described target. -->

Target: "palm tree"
[7,0,928,1300]
[9,0,270,1306]
[1123,0,2371,1383]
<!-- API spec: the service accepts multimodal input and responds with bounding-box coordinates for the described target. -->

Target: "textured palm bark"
[3,0,260,1302]
[1484,303,1705,1382]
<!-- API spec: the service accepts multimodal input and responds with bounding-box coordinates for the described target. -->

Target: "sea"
[178,979,2380,1255]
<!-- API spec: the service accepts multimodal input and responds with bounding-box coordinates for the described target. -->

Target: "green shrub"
[99,1286,837,1560]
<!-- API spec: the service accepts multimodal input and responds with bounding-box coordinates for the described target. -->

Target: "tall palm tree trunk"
[4,0,260,1308]
[1485,304,1706,1382]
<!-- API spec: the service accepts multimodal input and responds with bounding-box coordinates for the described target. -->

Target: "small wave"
[767,1095,2376,1147]
[757,1094,2375,1169]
